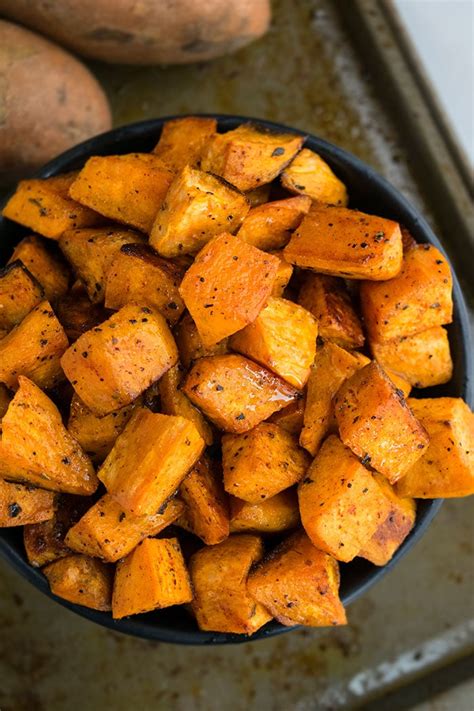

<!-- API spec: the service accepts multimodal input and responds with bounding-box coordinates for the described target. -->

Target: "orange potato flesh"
[177,456,229,545]
[152,117,217,172]
[43,554,112,611]
[229,489,300,534]
[8,235,69,303]
[271,251,294,296]
[159,364,214,445]
[0,479,56,527]
[174,312,229,370]
[237,196,311,251]
[281,148,348,206]
[269,398,305,436]
[0,261,44,333]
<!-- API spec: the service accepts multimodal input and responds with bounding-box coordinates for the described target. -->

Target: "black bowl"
[0,115,472,645]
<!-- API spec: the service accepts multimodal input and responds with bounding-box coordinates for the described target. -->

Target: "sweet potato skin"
[0,261,44,333]
[98,409,205,516]
[159,364,214,445]
[179,233,279,347]
[65,494,184,562]
[152,117,217,172]
[281,149,348,206]
[61,303,178,416]
[334,362,429,483]
[229,489,300,533]
[230,297,318,389]
[284,205,403,280]
[298,435,393,562]
[112,537,192,619]
[8,235,69,303]
[248,530,346,627]
[183,354,299,433]
[0,479,56,527]
[174,312,229,369]
[189,534,272,634]
[396,398,474,498]
[222,423,310,503]
[43,554,112,611]
[237,196,311,251]
[178,456,229,545]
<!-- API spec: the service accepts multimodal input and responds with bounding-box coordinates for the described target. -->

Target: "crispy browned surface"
[178,456,229,544]
[9,235,69,303]
[159,364,214,445]
[152,117,217,171]
[248,530,346,627]
[237,196,311,251]
[0,479,56,527]
[189,534,272,634]
[0,261,44,335]
[281,148,348,206]
[183,354,299,433]
[229,489,299,534]
[43,554,112,611]
[56,287,107,343]
[174,313,229,369]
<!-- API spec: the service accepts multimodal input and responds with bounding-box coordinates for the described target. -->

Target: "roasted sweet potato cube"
[174,312,229,369]
[43,554,112,611]
[104,243,185,324]
[61,303,178,416]
[69,154,174,233]
[334,362,429,483]
[247,531,346,627]
[179,233,279,347]
[0,377,97,494]
[269,398,305,435]
[222,423,310,503]
[150,166,249,257]
[281,148,348,206]
[371,327,452,388]
[23,494,90,567]
[112,537,192,619]
[159,364,213,445]
[230,297,318,389]
[2,173,103,240]
[9,235,69,303]
[55,286,107,343]
[298,274,364,349]
[201,123,304,191]
[67,394,139,463]
[284,205,403,280]
[0,479,56,527]
[360,244,453,341]
[177,456,229,544]
[65,494,184,562]
[271,251,294,296]
[397,398,474,498]
[189,534,272,634]
[236,196,311,251]
[300,343,363,456]
[298,435,394,562]
[0,301,69,390]
[0,261,44,333]
[183,354,299,433]
[98,409,204,516]
[59,227,144,303]
[229,489,299,533]
[358,474,416,566]
[152,116,217,171]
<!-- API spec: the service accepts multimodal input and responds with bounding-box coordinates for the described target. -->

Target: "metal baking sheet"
[1,1,472,709]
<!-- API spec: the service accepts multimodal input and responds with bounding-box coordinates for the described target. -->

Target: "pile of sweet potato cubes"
[0,118,472,634]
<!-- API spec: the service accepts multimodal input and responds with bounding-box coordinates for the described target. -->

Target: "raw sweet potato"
[104,243,185,325]
[9,235,69,302]
[65,494,184,562]
[43,554,112,611]
[0,479,56,526]
[229,489,299,534]
[281,148,348,206]
[177,456,229,545]
[55,286,107,343]
[0,261,44,333]
[284,205,403,280]
[2,173,103,240]
[59,227,144,303]
[201,124,304,191]
[179,233,279,347]
[247,530,346,627]
[334,362,429,483]
[360,244,453,342]
[230,297,318,389]
[67,394,139,463]
[236,196,311,251]
[152,117,217,172]
[150,166,249,257]
[0,300,69,390]
[98,409,205,516]
[189,534,272,634]
[222,423,310,503]
[269,398,305,436]
[0,376,97,495]
[112,537,192,619]
[371,327,453,388]
[60,303,178,416]
[358,474,416,566]
[159,364,214,446]
[183,354,299,433]
[271,251,294,296]
[69,154,174,233]
[298,435,393,562]
[298,274,364,349]
[396,398,474,498]
[174,312,229,369]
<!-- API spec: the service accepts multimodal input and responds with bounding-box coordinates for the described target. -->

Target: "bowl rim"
[0,113,471,646]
